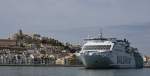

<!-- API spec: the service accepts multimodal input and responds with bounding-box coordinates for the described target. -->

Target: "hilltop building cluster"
[0,30,81,65]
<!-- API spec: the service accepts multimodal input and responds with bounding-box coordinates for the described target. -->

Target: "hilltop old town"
[0,29,81,65]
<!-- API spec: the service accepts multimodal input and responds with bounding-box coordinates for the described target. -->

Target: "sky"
[0,0,150,55]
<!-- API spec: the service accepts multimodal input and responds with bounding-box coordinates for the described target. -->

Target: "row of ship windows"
[117,56,131,64]
[83,45,111,50]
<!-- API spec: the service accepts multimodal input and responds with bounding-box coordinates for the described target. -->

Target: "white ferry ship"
[77,33,143,69]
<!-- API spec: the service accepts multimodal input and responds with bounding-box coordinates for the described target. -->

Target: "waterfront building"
[55,53,82,65]
[56,58,65,64]
[144,56,150,64]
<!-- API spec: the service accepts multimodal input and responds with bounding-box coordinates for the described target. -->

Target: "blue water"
[0,66,149,76]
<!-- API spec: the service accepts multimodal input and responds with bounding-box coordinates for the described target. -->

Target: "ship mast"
[99,29,103,38]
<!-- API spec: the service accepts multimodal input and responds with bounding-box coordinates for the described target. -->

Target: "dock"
[0,64,84,67]
[144,64,150,68]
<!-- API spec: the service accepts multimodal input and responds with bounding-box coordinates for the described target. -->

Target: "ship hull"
[79,53,142,69]
[79,54,112,69]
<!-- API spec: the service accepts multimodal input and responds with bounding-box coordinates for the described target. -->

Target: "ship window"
[83,45,111,50]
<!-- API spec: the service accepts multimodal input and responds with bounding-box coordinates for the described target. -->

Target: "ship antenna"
[87,35,90,39]
[99,28,103,38]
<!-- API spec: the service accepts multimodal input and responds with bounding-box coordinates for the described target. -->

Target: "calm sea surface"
[0,66,149,76]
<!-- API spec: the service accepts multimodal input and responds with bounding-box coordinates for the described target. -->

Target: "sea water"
[0,66,149,76]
